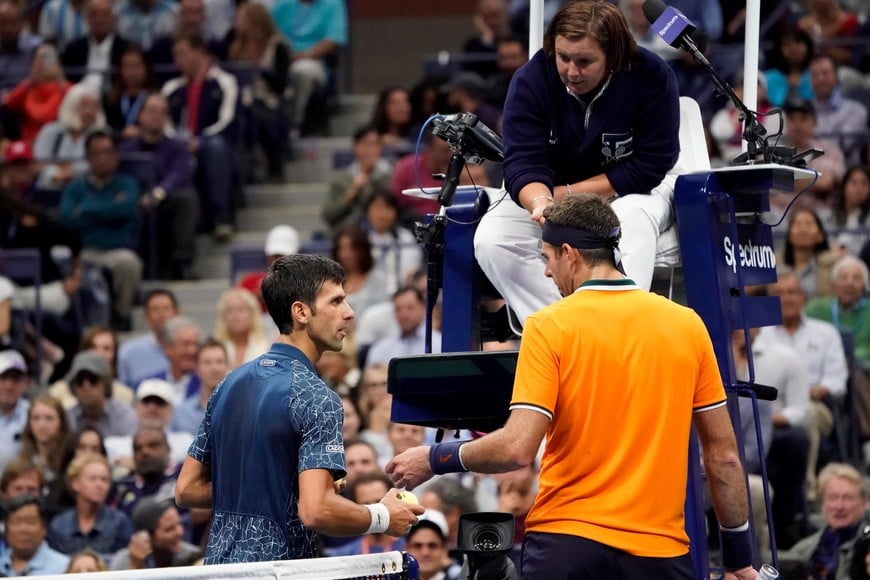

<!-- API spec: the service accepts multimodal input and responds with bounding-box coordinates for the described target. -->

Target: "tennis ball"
[396,491,419,505]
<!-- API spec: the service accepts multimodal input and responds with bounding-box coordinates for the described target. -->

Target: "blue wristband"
[719,523,752,570]
[429,441,468,475]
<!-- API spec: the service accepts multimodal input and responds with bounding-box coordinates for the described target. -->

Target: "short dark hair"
[0,458,44,495]
[544,0,636,72]
[352,123,379,143]
[2,494,47,526]
[84,129,115,153]
[174,30,208,53]
[392,285,424,304]
[426,477,477,515]
[543,194,621,267]
[364,188,400,214]
[196,337,227,363]
[143,288,178,310]
[261,254,346,335]
[347,471,393,504]
[331,225,375,274]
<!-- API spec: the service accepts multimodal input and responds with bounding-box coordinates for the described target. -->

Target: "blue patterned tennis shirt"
[189,343,346,564]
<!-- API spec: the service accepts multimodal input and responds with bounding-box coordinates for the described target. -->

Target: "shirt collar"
[576,278,640,292]
[815,86,844,112]
[267,342,317,375]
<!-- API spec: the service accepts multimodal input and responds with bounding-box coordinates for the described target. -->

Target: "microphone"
[642,0,710,66]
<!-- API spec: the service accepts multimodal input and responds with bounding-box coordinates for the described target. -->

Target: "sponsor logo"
[659,14,680,36]
[438,453,453,463]
[325,444,344,453]
[260,359,276,366]
[723,236,776,274]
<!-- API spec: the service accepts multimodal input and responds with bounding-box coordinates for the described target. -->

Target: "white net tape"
[36,551,412,580]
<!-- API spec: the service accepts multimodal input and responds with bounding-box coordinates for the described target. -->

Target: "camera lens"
[472,526,504,551]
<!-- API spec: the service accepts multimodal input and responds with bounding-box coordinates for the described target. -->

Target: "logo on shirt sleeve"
[325,444,344,453]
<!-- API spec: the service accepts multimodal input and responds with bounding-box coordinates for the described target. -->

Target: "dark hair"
[2,494,47,526]
[352,123,379,144]
[364,188,400,214]
[108,45,153,103]
[331,225,375,274]
[80,324,118,374]
[0,457,44,495]
[544,0,636,72]
[84,129,115,153]
[371,86,411,137]
[346,471,393,504]
[344,438,376,458]
[767,26,815,74]
[809,52,837,73]
[261,254,346,335]
[426,477,478,515]
[783,207,830,266]
[174,30,208,53]
[196,337,227,363]
[143,288,179,310]
[832,166,870,228]
[392,285,424,304]
[409,76,448,128]
[542,194,621,268]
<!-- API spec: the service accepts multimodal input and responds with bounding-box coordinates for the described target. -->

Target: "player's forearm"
[703,448,749,528]
[300,493,372,536]
[460,429,535,474]
[176,480,212,509]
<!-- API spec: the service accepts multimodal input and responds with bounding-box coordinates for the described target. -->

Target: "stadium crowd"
[0,0,868,577]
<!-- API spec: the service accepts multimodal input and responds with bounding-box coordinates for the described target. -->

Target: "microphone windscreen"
[642,0,667,25]
[648,4,696,48]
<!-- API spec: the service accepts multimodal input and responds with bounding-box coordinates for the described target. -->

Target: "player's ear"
[291,300,310,325]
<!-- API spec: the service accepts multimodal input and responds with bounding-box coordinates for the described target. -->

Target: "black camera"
[457,512,520,580]
[850,521,870,580]
[430,113,504,165]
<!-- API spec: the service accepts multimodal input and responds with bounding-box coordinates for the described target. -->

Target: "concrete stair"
[131,94,377,334]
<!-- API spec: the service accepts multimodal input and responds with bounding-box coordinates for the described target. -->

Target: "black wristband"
[429,441,468,475]
[719,524,752,570]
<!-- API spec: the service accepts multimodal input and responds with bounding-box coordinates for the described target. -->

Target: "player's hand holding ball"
[380,487,424,537]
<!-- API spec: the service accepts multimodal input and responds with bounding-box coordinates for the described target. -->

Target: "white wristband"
[364,503,390,534]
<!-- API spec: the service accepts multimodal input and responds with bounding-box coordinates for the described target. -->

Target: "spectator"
[341,395,362,444]
[0,275,10,348]
[0,143,84,340]
[486,35,526,109]
[364,189,422,296]
[66,351,137,439]
[0,457,43,500]
[758,270,848,499]
[228,2,290,180]
[764,26,816,108]
[387,422,425,460]
[0,495,70,576]
[366,286,441,366]
[806,254,870,360]
[60,0,129,89]
[710,74,780,165]
[47,454,133,556]
[370,86,413,148]
[494,464,537,561]
[110,498,201,569]
[119,92,197,281]
[620,0,679,62]
[0,0,41,93]
[115,0,178,51]
[102,46,154,138]
[406,510,460,580]
[408,77,445,138]
[47,325,135,410]
[213,288,269,369]
[441,71,502,134]
[782,463,865,578]
[237,224,300,313]
[16,394,69,493]
[809,54,868,163]
[315,346,359,396]
[50,426,107,512]
[420,477,478,560]
[331,472,406,556]
[270,0,347,134]
[797,0,860,67]
[33,82,106,194]
[116,289,178,388]
[149,0,215,86]
[322,124,394,233]
[0,350,30,473]
[341,440,380,486]
[105,381,194,470]
[146,315,201,404]
[389,133,452,224]
[462,0,511,80]
[171,339,228,435]
[38,0,87,51]
[780,206,839,299]
[2,44,70,145]
[57,129,142,330]
[110,425,183,517]
[356,364,392,460]
[65,548,107,572]
[825,165,870,255]
[162,31,239,242]
[331,224,390,323]
[783,98,846,201]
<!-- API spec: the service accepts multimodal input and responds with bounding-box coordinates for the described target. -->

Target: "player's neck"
[276,333,320,366]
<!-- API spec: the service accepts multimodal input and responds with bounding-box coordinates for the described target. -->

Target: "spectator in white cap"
[105,379,194,470]
[238,225,301,314]
[406,508,461,580]
[66,351,137,439]
[0,350,30,472]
